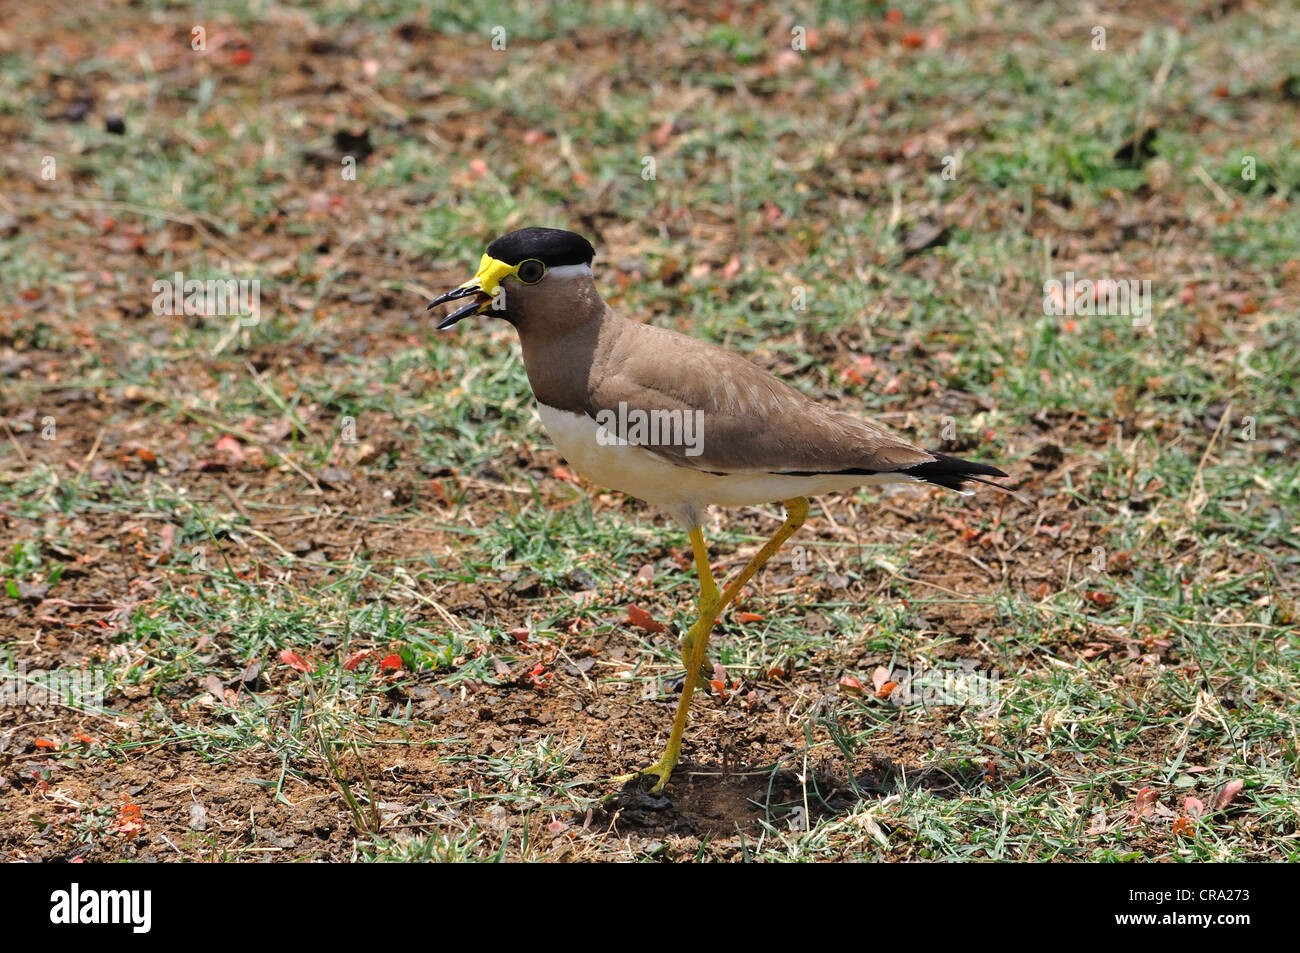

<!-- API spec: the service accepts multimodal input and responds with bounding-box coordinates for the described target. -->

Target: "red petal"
[626,605,666,633]
[838,675,865,696]
[1213,779,1244,811]
[279,649,311,673]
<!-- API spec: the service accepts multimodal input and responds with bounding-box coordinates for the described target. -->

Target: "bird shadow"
[593,751,1021,840]
[597,761,857,839]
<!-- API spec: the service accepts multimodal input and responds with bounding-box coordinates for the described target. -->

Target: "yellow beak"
[427,254,521,329]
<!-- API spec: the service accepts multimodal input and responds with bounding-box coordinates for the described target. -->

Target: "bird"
[428,226,1008,792]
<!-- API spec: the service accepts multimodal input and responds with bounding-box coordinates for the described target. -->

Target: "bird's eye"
[516,259,546,284]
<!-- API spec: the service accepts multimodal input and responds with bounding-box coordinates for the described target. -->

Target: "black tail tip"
[905,452,1008,491]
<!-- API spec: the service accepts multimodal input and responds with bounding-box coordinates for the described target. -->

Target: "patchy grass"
[0,0,1296,862]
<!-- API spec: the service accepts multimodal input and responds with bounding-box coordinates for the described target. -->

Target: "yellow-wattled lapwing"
[429,227,1007,791]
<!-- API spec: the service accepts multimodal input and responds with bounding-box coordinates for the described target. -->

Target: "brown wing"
[586,321,936,474]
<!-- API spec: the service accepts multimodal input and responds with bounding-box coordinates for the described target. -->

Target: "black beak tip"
[427,285,479,311]
[435,299,485,330]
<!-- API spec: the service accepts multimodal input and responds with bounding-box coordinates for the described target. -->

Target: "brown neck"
[514,288,625,413]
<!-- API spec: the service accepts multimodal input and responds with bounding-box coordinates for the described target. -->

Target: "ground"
[0,0,1297,862]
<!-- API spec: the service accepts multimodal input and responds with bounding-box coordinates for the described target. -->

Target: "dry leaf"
[838,675,865,696]
[1213,779,1243,811]
[626,605,666,633]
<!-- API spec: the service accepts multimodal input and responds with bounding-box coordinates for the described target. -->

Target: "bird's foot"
[610,757,678,791]
[639,757,677,793]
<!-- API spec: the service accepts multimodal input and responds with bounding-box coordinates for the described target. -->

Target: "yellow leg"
[680,525,718,679]
[640,498,810,792]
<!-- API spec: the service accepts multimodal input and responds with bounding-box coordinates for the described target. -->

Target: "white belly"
[536,404,915,512]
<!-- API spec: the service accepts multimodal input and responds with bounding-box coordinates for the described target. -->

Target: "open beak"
[427,254,520,329]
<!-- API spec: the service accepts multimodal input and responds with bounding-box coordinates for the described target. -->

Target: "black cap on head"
[486,227,595,268]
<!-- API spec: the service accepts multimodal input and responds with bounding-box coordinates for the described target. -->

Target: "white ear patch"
[545,263,593,279]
